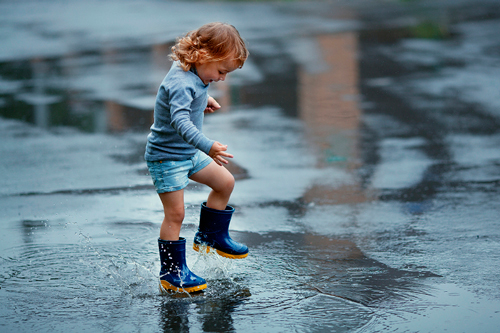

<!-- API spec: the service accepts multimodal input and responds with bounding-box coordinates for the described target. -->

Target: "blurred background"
[1,0,499,332]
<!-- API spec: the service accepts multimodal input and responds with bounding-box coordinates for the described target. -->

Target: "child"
[145,22,249,293]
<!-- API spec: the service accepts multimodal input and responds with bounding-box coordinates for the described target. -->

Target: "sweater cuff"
[199,139,215,156]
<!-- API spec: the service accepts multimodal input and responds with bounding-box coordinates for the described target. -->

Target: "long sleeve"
[145,62,215,162]
[168,87,213,155]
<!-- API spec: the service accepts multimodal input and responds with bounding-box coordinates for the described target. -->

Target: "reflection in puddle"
[1,46,165,132]
[293,31,377,211]
[244,231,438,306]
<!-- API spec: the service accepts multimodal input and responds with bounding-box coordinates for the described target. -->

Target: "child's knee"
[213,173,234,196]
[165,206,185,223]
[228,172,235,187]
[224,173,235,193]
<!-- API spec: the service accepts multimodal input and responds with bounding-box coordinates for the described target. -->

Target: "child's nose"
[219,73,226,81]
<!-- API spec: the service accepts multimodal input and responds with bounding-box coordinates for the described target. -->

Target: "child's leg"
[190,161,248,259]
[148,159,207,293]
[189,161,235,210]
[157,189,207,293]
[158,189,185,241]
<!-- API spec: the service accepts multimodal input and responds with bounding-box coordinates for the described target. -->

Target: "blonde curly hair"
[170,22,249,71]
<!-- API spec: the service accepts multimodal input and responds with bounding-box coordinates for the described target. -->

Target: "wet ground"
[1,0,500,332]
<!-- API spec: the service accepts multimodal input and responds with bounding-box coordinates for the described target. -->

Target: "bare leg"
[158,189,185,241]
[189,161,235,210]
[157,188,207,293]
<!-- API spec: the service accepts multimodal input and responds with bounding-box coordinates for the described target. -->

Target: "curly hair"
[170,22,249,71]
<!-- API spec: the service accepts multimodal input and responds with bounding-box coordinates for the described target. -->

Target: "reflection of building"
[298,32,371,205]
[299,32,360,169]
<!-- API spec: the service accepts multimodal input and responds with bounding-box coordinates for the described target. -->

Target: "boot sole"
[159,280,207,294]
[193,243,249,259]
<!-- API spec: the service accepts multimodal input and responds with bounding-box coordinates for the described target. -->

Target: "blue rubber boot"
[193,202,249,259]
[158,237,207,293]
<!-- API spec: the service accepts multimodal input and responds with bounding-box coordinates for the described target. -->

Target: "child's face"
[196,59,240,85]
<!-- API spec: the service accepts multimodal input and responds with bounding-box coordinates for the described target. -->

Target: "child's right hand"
[209,141,234,166]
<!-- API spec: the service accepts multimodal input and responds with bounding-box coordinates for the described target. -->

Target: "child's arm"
[209,141,233,166]
[205,96,232,165]
[204,96,221,113]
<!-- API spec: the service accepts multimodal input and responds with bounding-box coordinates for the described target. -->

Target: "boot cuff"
[201,202,235,214]
[158,237,186,245]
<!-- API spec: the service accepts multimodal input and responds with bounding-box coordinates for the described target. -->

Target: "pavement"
[1,1,500,332]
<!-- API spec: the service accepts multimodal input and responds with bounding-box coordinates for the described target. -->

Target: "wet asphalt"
[1,0,500,332]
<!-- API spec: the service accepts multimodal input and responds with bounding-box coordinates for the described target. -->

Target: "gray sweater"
[145,62,214,162]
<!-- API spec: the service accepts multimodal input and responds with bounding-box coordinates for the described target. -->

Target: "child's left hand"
[205,96,221,113]
[209,141,233,166]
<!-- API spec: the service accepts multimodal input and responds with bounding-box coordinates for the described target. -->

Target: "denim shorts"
[147,151,212,193]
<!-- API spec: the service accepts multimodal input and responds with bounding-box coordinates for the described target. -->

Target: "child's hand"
[209,141,233,166]
[205,96,221,113]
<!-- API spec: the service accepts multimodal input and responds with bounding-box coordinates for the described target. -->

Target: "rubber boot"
[193,202,249,259]
[158,237,207,293]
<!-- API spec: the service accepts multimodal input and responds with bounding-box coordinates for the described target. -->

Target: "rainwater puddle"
[359,283,500,333]
[0,224,439,332]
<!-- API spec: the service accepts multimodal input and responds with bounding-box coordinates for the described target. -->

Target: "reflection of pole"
[209,80,230,113]
[105,101,125,132]
[32,59,49,128]
[152,43,172,80]
[16,58,61,129]
[102,46,123,133]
